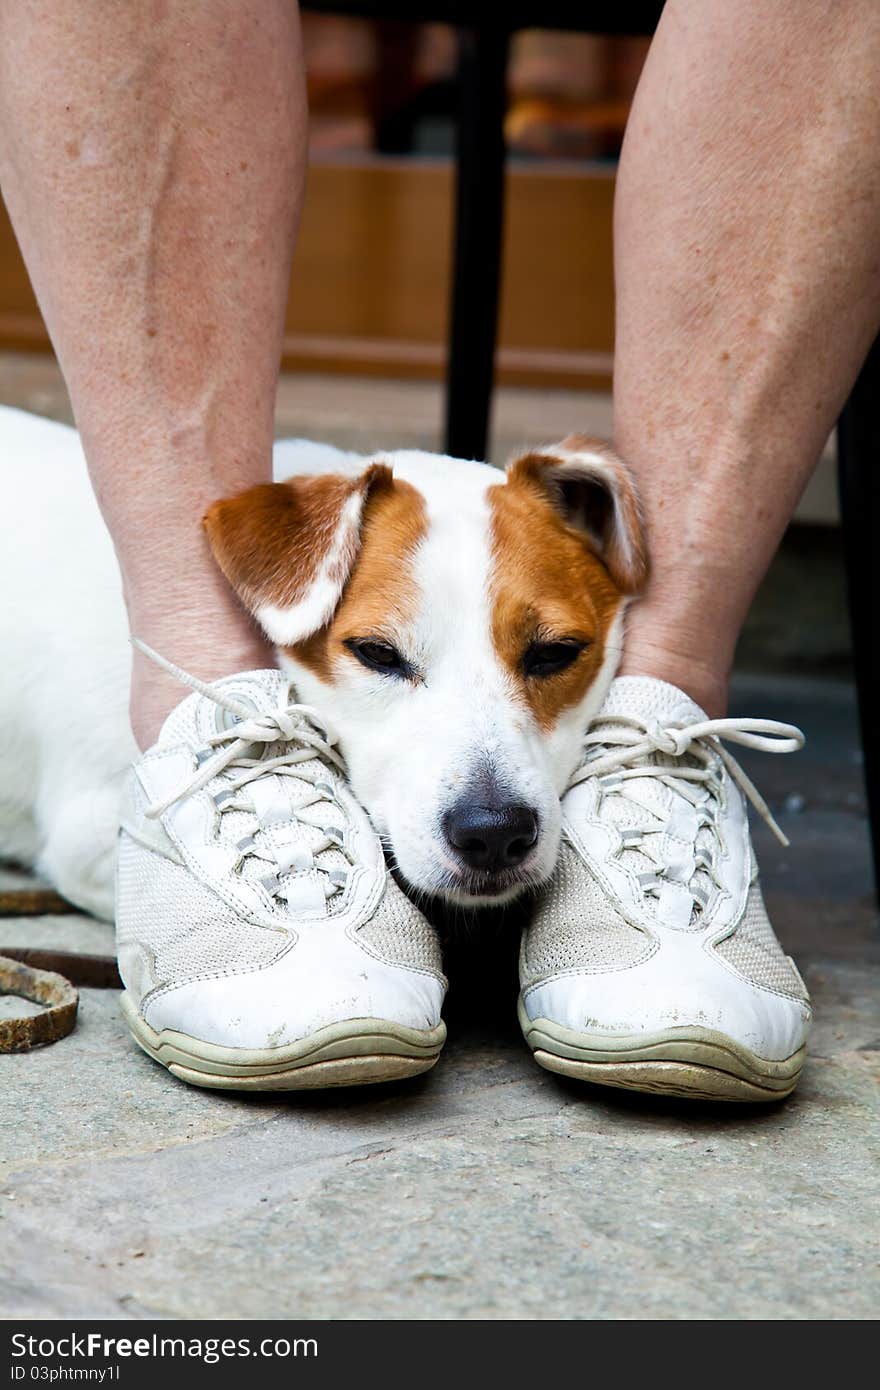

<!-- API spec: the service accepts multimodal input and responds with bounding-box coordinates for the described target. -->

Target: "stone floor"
[0,358,876,1320]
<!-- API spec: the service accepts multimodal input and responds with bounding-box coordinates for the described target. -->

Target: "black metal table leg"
[837,335,880,902]
[444,25,511,461]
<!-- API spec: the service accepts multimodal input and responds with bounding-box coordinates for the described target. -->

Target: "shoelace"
[569,713,805,913]
[133,639,355,903]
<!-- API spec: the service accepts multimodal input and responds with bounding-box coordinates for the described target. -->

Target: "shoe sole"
[121,992,446,1091]
[518,1000,805,1102]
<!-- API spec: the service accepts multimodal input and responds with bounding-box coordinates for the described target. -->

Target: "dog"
[0,405,646,920]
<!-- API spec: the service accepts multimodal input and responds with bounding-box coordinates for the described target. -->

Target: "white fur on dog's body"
[0,407,632,919]
[0,408,134,916]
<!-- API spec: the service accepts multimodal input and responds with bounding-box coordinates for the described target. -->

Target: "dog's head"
[204,436,646,906]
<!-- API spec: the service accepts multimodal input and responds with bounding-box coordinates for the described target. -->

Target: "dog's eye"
[345,638,412,678]
[523,640,586,678]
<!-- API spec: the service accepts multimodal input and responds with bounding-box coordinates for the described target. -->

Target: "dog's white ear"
[506,434,647,594]
[204,463,393,645]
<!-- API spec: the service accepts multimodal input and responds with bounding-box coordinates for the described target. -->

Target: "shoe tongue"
[157,669,293,749]
[599,675,707,727]
[591,677,717,921]
[592,676,707,809]
[155,667,349,911]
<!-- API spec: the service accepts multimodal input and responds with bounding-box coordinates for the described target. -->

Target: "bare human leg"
[613,0,880,716]
[0,1,306,747]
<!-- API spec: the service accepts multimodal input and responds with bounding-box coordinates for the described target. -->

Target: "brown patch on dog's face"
[289,477,427,680]
[488,469,625,730]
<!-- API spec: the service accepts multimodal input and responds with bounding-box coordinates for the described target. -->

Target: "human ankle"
[617,639,730,719]
[123,553,275,750]
[128,620,272,750]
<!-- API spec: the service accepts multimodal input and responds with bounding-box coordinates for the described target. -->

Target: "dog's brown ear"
[506,434,647,594]
[203,463,394,645]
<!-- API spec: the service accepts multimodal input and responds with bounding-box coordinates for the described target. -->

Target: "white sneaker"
[116,649,446,1090]
[519,676,811,1102]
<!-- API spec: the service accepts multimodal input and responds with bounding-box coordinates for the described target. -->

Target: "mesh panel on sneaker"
[599,675,704,724]
[713,883,808,1000]
[356,876,444,976]
[116,831,288,998]
[522,841,654,987]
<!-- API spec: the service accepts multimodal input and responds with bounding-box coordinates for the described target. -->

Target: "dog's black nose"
[444,802,539,872]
